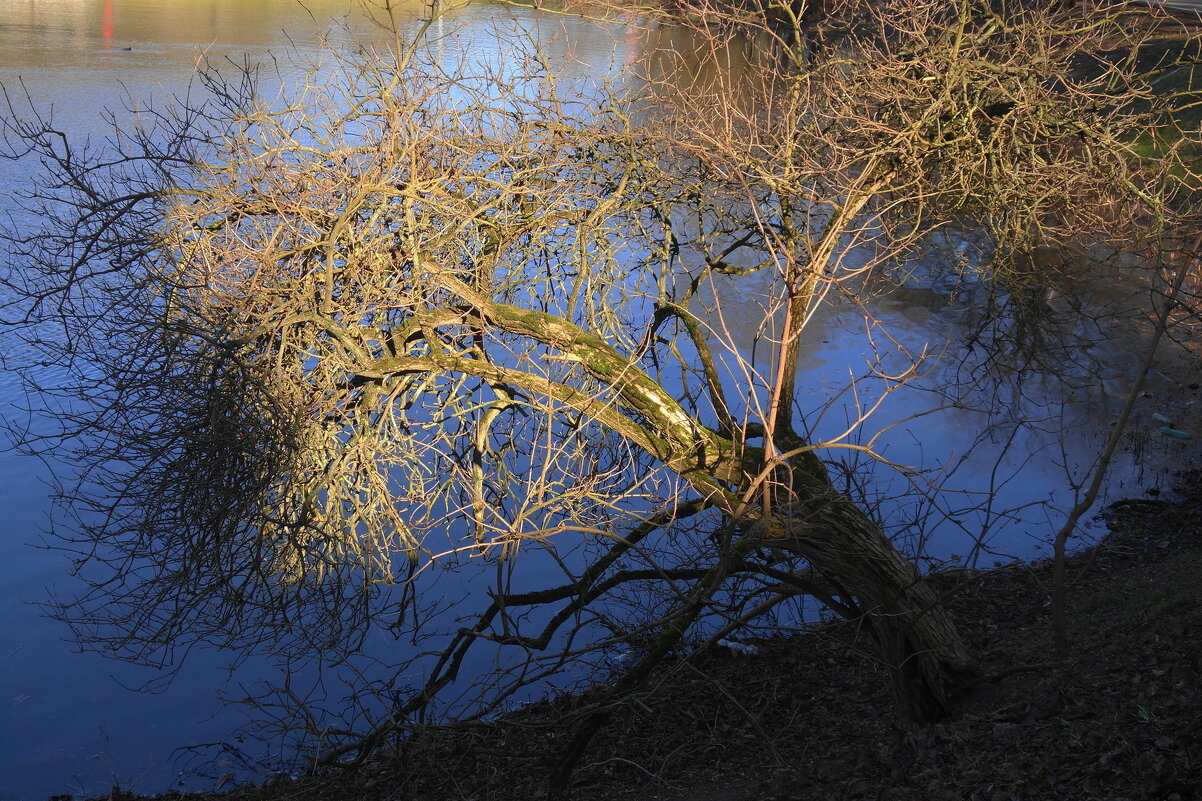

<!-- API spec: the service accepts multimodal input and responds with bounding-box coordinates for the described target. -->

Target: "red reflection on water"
[102,1,113,47]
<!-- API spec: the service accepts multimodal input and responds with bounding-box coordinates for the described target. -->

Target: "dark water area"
[0,3,1198,800]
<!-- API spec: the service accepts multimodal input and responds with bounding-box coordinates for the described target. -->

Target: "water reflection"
[694,227,1198,567]
[0,3,646,799]
[4,0,375,67]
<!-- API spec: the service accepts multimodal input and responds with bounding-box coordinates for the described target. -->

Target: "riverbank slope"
[76,474,1202,801]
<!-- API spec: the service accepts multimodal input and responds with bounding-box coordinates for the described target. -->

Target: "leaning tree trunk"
[445,282,979,723]
[776,477,979,723]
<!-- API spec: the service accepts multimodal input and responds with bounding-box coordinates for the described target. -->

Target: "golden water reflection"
[1,0,407,65]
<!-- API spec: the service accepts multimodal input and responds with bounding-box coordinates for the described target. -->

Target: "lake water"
[0,2,641,798]
[1,2,1198,799]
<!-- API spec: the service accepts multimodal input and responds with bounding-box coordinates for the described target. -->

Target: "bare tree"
[1,0,1198,791]
[629,0,1202,642]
